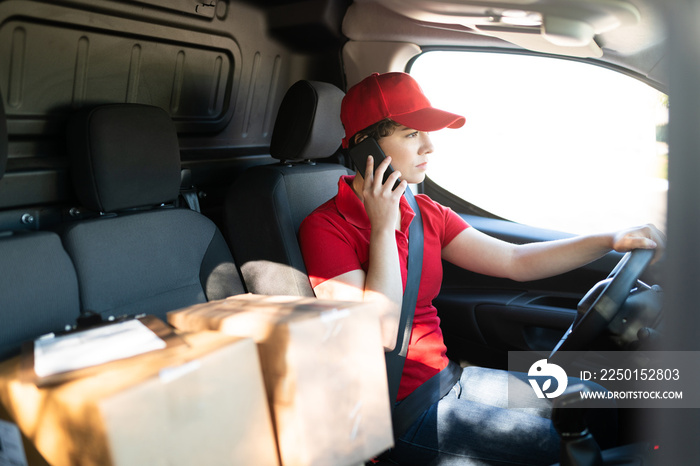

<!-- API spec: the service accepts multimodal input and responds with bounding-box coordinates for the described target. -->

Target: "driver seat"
[223,80,350,296]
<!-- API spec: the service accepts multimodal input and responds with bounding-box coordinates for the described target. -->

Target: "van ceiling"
[343,0,668,87]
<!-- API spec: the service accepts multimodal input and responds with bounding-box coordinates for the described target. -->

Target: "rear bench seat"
[0,95,80,360]
[1,102,245,359]
[62,104,245,322]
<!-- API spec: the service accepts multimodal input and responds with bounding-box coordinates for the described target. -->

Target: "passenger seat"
[224,80,350,296]
[63,104,244,322]
[0,94,80,360]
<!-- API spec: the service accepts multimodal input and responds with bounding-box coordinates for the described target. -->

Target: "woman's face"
[377,125,434,185]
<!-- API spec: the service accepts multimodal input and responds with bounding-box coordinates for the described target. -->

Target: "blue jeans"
[387,366,616,465]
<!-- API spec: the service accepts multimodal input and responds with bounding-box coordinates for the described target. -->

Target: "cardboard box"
[0,329,279,466]
[168,294,393,466]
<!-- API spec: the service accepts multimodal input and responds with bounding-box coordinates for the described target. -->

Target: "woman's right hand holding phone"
[358,154,407,350]
[361,155,407,232]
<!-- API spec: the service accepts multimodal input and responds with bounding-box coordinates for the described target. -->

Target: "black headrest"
[270,80,345,162]
[0,93,7,180]
[66,104,181,213]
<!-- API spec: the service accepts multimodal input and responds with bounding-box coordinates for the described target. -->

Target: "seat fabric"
[61,209,239,319]
[0,232,81,360]
[64,104,244,321]
[224,80,350,296]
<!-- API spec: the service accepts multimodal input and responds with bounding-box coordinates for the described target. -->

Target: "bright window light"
[411,51,668,234]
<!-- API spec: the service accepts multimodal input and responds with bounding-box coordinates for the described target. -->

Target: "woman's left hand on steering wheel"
[611,224,666,263]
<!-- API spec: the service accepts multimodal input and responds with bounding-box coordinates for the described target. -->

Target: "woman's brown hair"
[347,118,401,148]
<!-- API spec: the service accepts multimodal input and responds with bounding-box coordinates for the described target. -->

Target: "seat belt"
[385,188,463,441]
[179,169,201,213]
[392,360,462,438]
[384,187,423,427]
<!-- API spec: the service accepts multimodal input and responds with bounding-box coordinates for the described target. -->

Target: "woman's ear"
[353,134,368,145]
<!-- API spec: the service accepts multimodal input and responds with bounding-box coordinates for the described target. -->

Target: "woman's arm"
[313,155,407,351]
[313,268,401,351]
[441,224,664,282]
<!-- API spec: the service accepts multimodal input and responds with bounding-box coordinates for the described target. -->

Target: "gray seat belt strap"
[385,188,424,432]
[392,359,462,438]
[179,169,201,212]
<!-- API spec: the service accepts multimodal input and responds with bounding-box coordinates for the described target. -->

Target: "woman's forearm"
[364,226,403,350]
[443,224,663,283]
[509,233,614,282]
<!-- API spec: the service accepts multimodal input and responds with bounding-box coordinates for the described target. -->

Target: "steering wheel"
[549,248,655,359]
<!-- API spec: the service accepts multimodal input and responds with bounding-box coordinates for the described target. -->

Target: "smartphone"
[347,137,400,189]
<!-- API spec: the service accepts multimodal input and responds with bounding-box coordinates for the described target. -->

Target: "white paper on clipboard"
[33,319,166,377]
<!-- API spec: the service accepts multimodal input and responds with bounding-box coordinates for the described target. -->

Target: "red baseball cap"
[340,72,465,148]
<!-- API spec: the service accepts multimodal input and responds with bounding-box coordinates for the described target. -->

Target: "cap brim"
[391,107,465,132]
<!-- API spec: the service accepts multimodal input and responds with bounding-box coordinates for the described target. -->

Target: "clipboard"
[19,315,186,387]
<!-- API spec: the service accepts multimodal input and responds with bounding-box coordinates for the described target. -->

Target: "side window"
[410,51,668,235]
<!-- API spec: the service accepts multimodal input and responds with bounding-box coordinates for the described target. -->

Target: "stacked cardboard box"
[168,294,393,466]
[0,328,279,466]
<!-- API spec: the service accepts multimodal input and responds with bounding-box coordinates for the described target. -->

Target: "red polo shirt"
[299,175,469,401]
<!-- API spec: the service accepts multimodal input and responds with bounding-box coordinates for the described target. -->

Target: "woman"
[298,72,664,465]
